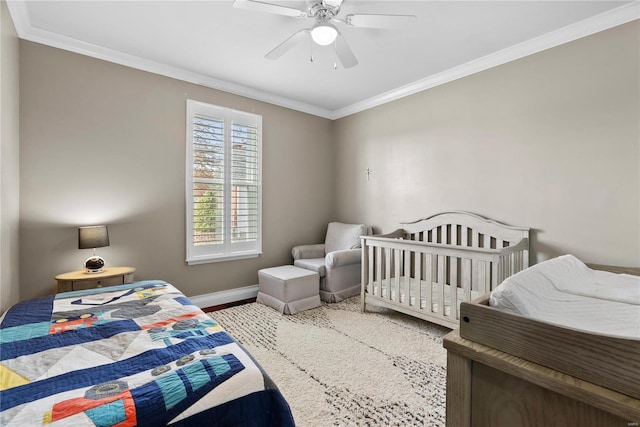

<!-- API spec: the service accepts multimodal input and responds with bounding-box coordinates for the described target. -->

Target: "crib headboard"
[400,211,530,261]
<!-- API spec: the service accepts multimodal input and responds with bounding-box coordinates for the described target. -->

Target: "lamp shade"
[78,225,110,249]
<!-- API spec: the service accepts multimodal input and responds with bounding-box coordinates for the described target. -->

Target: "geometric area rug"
[209,296,451,426]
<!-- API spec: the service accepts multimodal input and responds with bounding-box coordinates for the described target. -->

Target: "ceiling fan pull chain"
[333,40,338,70]
[310,38,314,63]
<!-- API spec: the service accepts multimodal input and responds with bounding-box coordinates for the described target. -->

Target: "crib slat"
[425,253,433,313]
[478,261,487,294]
[450,225,458,319]
[517,251,522,271]
[361,242,368,312]
[376,247,383,297]
[450,265,458,319]
[394,248,401,302]
[486,260,491,292]
[505,256,509,284]
[385,248,392,300]
[438,254,445,317]
[472,258,479,292]
[461,226,468,247]
[503,255,508,281]
[462,258,471,304]
[368,245,375,295]
[376,246,382,297]
[403,249,411,305]
[415,250,423,308]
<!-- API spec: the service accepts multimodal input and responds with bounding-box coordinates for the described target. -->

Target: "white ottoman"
[257,265,320,315]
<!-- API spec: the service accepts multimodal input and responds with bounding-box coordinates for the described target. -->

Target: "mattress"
[367,278,482,316]
[490,255,640,338]
[0,281,294,426]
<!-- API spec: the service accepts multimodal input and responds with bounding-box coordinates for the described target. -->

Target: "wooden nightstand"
[55,267,136,293]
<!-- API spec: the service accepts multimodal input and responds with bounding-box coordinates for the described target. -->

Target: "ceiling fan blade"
[233,0,307,18]
[335,34,358,69]
[265,29,310,60]
[344,14,417,29]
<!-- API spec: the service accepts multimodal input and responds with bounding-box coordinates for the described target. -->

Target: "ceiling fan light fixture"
[311,21,338,46]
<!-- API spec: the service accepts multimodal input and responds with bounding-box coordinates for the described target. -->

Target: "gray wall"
[1,0,20,314]
[334,21,640,266]
[15,20,640,303]
[19,41,334,300]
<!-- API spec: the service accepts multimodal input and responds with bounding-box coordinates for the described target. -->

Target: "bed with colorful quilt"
[0,280,294,426]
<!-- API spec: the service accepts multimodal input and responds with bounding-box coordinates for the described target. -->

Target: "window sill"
[186,251,261,265]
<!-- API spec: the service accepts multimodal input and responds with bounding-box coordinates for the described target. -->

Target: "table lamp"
[78,225,110,273]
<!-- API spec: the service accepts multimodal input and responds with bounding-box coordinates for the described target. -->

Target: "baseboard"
[189,285,259,309]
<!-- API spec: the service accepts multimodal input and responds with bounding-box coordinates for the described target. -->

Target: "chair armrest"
[292,244,325,260]
[326,249,361,269]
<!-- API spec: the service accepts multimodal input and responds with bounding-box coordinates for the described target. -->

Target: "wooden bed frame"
[444,264,640,426]
[360,211,529,328]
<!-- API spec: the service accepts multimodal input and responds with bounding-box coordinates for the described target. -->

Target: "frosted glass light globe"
[311,22,337,46]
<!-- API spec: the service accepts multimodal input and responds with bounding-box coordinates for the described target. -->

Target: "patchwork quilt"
[0,281,294,426]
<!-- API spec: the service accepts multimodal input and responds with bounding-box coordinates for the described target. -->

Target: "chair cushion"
[324,222,368,254]
[294,258,326,277]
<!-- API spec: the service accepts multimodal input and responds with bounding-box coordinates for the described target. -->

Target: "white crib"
[360,212,530,329]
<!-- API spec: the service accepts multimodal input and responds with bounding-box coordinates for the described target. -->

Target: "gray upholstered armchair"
[292,222,372,303]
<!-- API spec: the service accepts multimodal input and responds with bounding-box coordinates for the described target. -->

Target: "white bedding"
[367,279,483,316]
[489,254,640,338]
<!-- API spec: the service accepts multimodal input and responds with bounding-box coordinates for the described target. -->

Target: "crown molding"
[6,1,333,119]
[330,2,640,119]
[7,1,639,121]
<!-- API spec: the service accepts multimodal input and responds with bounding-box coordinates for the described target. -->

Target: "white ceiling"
[7,1,639,119]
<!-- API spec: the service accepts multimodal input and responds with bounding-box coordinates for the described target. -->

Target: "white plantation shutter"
[186,100,262,264]
[192,115,225,246]
[231,121,259,244]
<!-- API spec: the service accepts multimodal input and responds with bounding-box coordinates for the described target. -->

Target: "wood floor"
[202,297,256,313]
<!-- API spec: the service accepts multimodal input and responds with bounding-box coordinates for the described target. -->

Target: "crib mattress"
[366,279,482,317]
[489,255,640,338]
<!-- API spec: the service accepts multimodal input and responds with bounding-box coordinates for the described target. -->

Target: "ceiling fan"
[233,0,417,68]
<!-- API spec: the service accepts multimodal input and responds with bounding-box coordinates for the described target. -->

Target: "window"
[186,100,262,264]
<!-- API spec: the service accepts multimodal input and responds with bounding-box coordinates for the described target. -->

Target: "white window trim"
[185,100,262,265]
